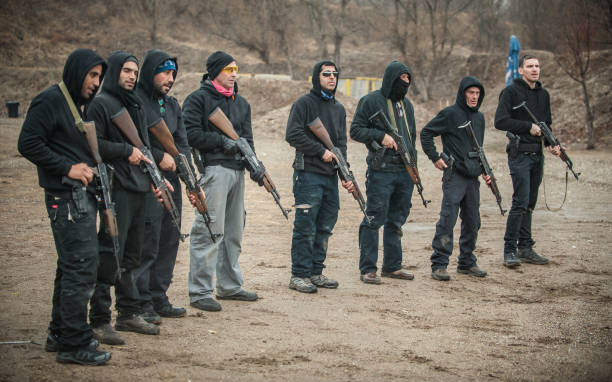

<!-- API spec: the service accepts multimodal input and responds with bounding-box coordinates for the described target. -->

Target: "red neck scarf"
[212,79,234,97]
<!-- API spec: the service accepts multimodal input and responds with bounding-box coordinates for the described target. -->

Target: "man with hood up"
[421,76,491,281]
[350,61,417,285]
[18,49,111,365]
[87,51,165,343]
[285,60,354,293]
[183,51,261,312]
[134,50,188,324]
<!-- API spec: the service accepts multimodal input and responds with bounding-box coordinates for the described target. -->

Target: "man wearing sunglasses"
[183,51,259,311]
[285,61,354,293]
[350,61,417,285]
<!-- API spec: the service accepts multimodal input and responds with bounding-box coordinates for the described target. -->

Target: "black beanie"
[206,51,235,80]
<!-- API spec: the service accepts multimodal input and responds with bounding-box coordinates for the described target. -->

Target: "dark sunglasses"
[321,71,339,77]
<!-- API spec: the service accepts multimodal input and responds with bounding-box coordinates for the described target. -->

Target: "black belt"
[518,143,541,153]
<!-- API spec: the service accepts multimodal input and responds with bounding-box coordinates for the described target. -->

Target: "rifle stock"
[308,117,372,224]
[208,107,291,220]
[368,110,431,208]
[112,108,188,241]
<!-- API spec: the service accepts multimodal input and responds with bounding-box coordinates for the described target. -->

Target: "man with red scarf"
[183,51,261,312]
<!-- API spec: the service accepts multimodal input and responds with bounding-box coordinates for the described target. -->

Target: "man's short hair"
[519,54,538,67]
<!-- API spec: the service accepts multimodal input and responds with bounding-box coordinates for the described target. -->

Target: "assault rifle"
[112,109,188,241]
[148,120,220,243]
[208,107,291,220]
[368,110,431,208]
[307,117,372,224]
[459,121,506,216]
[58,81,120,281]
[512,101,580,180]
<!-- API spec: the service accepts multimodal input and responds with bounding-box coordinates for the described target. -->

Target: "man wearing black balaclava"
[350,61,418,285]
[183,51,260,312]
[18,49,111,365]
[87,51,165,343]
[134,49,189,324]
[421,76,491,281]
[285,60,354,293]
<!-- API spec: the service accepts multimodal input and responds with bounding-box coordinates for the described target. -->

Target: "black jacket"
[87,51,159,193]
[285,61,347,175]
[18,49,107,198]
[183,73,254,171]
[350,61,417,172]
[494,78,552,148]
[421,76,486,178]
[135,49,191,181]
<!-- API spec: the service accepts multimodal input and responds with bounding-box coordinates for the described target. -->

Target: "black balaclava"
[389,77,410,102]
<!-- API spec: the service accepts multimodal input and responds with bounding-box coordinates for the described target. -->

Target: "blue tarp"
[505,35,521,86]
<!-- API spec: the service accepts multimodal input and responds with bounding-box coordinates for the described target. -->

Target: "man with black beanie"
[350,61,417,285]
[87,51,164,342]
[285,60,354,293]
[184,51,259,312]
[18,48,111,365]
[421,76,491,281]
[134,49,189,324]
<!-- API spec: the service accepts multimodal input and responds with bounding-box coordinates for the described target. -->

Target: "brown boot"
[93,323,125,345]
[115,314,160,335]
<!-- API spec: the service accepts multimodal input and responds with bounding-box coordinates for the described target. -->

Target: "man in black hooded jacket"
[184,51,260,312]
[18,49,111,365]
[350,61,417,285]
[134,49,189,323]
[421,76,491,281]
[87,51,164,342]
[285,60,354,293]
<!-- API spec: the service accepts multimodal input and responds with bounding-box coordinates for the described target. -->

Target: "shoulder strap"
[58,81,85,133]
[386,98,413,144]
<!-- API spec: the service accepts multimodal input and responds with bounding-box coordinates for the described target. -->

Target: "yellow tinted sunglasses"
[222,65,239,74]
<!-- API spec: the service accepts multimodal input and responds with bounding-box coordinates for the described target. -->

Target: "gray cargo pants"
[189,165,245,302]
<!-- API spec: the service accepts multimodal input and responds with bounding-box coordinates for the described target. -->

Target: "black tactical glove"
[249,162,266,186]
[222,136,239,155]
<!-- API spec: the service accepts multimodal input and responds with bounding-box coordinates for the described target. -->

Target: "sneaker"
[45,334,99,353]
[289,277,317,293]
[310,274,339,289]
[56,348,111,366]
[141,310,162,325]
[216,289,258,301]
[190,297,222,312]
[457,265,487,278]
[518,248,549,265]
[115,314,160,335]
[155,303,186,318]
[381,269,414,280]
[431,268,451,281]
[93,323,125,345]
[360,272,382,284]
[503,251,521,268]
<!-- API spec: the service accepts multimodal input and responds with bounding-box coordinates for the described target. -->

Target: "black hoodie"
[18,48,106,198]
[87,51,159,193]
[350,61,416,172]
[420,76,486,178]
[135,49,190,180]
[494,77,552,148]
[285,60,347,175]
[183,70,254,171]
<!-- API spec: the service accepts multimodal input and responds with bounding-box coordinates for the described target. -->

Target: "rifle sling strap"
[386,99,413,145]
[541,140,568,212]
[58,81,86,133]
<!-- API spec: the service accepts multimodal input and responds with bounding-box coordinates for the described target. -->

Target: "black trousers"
[134,176,182,310]
[46,190,98,351]
[89,183,146,325]
[430,172,480,270]
[503,152,543,253]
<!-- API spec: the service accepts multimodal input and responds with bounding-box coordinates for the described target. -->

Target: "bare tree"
[555,0,596,149]
[304,0,330,59]
[473,0,506,80]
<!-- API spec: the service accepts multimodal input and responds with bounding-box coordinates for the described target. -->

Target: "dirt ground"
[0,116,611,382]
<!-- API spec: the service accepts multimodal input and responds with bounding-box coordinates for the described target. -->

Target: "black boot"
[503,251,521,268]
